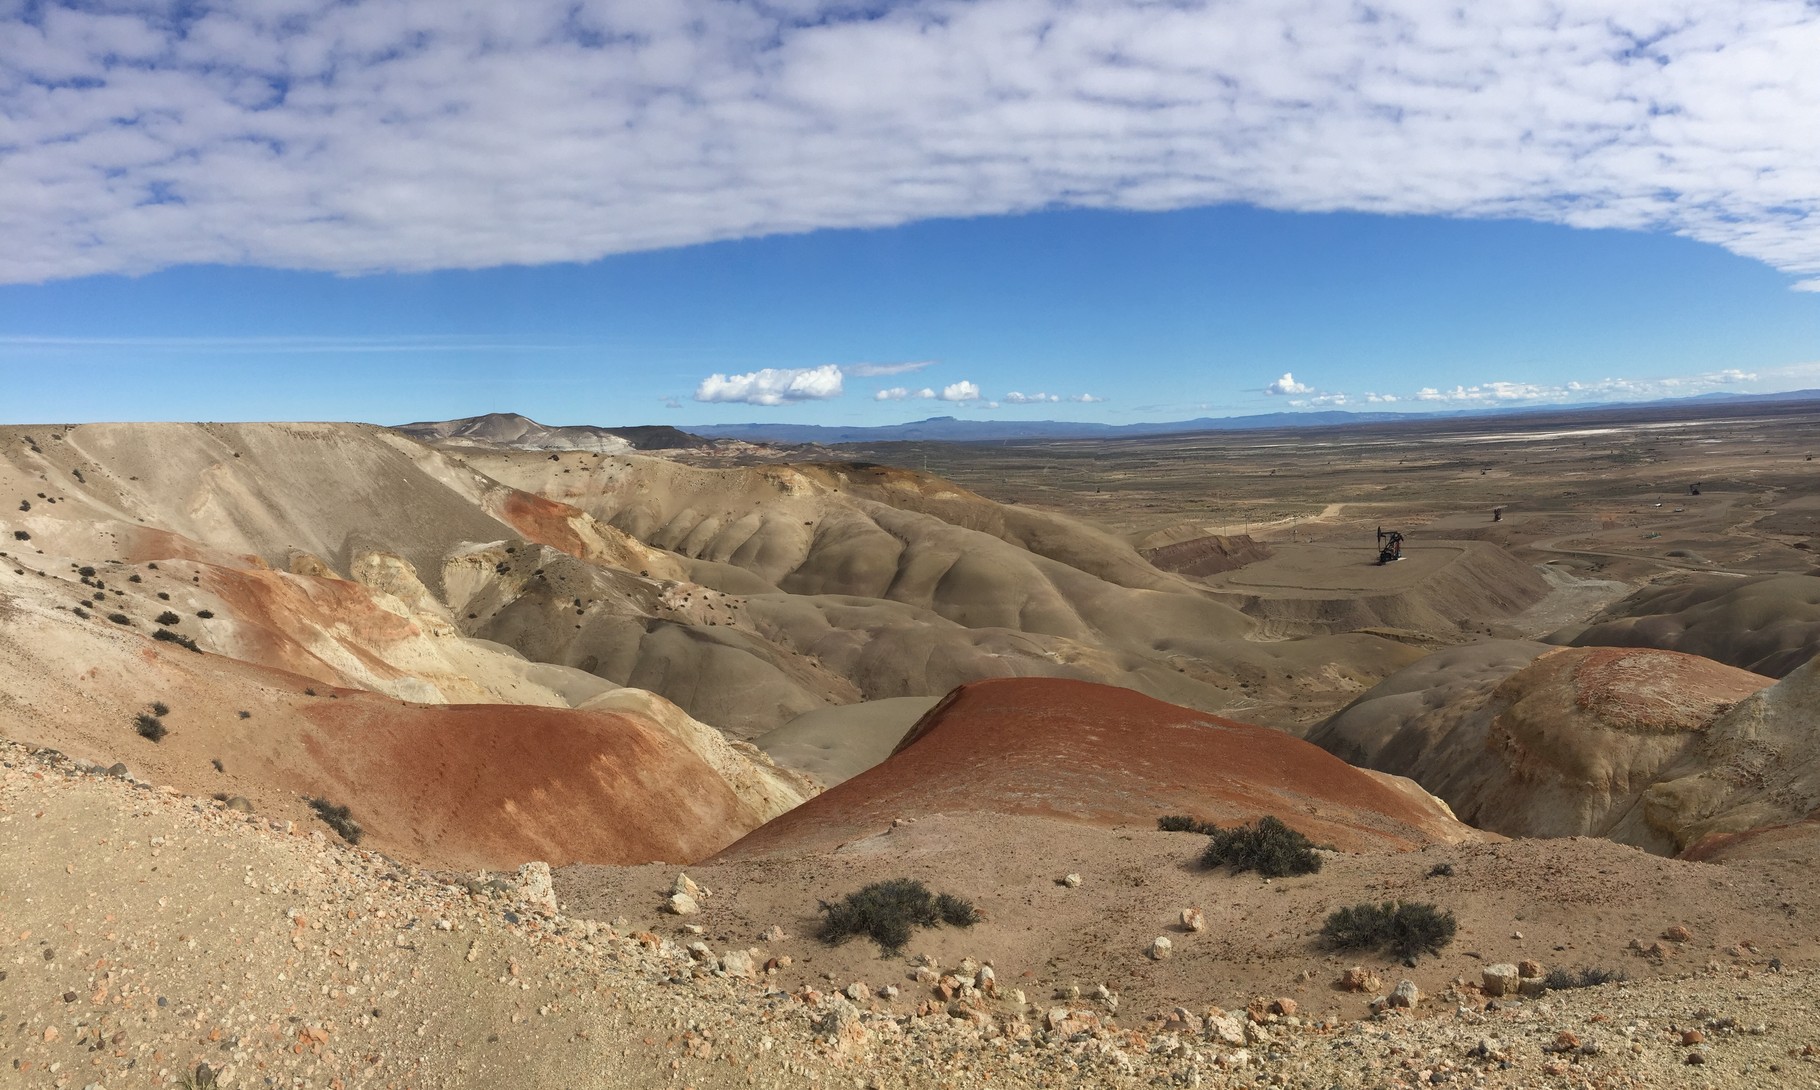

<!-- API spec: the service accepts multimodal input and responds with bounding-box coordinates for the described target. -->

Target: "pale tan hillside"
[1312,645,1778,854]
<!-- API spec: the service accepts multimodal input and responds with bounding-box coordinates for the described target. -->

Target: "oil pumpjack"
[1375,527,1404,565]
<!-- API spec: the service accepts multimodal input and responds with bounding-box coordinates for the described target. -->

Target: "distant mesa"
[714,677,1486,862]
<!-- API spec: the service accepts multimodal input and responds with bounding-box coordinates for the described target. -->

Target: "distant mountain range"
[399,389,1820,451]
[680,388,1820,445]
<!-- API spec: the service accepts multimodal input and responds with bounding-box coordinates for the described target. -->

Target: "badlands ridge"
[4,414,1820,1088]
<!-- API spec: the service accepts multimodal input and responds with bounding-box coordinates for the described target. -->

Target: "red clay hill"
[715,677,1483,861]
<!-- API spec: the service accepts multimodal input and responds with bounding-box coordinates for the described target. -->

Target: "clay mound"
[715,678,1483,861]
[1636,652,1820,853]
[1553,573,1820,678]
[0,564,810,870]
[1198,539,1551,637]
[1312,645,1774,854]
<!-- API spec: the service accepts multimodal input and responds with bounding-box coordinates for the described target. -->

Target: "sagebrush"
[1199,815,1323,878]
[817,878,979,955]
[307,797,363,844]
[1320,901,1456,961]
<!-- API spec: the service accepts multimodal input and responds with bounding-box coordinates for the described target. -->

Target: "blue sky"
[3,1,1820,426]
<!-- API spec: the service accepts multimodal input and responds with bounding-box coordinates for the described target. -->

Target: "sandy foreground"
[7,739,1820,1090]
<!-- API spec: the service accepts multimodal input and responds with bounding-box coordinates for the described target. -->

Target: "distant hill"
[398,412,706,451]
[680,389,1820,445]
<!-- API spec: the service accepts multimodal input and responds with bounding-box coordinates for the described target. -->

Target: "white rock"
[1147,936,1173,960]
[516,861,557,915]
[1062,873,1083,888]
[671,872,700,898]
[1482,964,1519,997]
[719,951,756,978]
[665,892,699,916]
[1180,907,1206,932]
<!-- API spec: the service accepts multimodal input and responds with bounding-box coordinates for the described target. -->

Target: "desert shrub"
[78,565,95,577]
[12,530,28,541]
[134,713,167,742]
[1545,966,1627,991]
[72,606,89,619]
[307,797,363,844]
[16,501,26,511]
[128,573,142,582]
[153,628,201,652]
[156,610,181,625]
[150,701,170,716]
[1158,814,1218,834]
[936,892,981,927]
[195,609,214,619]
[107,612,131,625]
[303,687,317,696]
[817,878,978,955]
[1200,815,1322,878]
[1320,901,1457,961]
[156,592,170,600]
[237,710,251,719]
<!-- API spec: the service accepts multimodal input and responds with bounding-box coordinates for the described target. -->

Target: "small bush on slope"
[817,878,979,955]
[134,713,167,742]
[1199,815,1323,878]
[307,797,363,845]
[1320,901,1456,961]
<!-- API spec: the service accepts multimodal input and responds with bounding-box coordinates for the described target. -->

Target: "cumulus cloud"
[1265,373,1313,396]
[844,361,935,377]
[695,364,842,405]
[1365,367,1773,408]
[1003,391,1061,404]
[6,2,1820,286]
[874,386,937,401]
[1069,393,1106,403]
[937,380,981,402]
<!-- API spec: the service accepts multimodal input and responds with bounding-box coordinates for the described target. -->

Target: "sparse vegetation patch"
[134,712,167,742]
[1545,966,1627,990]
[1320,901,1457,961]
[817,878,979,955]
[1198,815,1323,878]
[307,797,363,844]
[153,628,201,652]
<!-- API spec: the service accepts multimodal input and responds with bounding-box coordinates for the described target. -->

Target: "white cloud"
[845,360,935,377]
[1069,393,1105,403]
[1265,372,1312,396]
[1003,391,1061,404]
[7,2,1820,286]
[1391,367,1774,407]
[936,380,981,402]
[875,386,936,401]
[694,363,843,405]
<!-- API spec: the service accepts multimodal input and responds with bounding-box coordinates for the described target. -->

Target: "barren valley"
[5,404,1820,1089]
